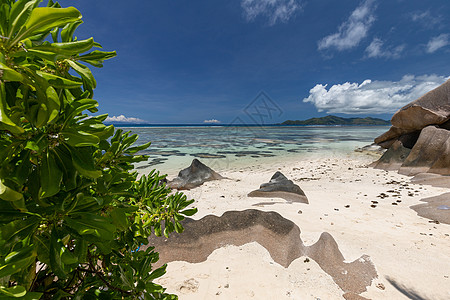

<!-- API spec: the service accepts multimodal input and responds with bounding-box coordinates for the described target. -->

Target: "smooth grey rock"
[399,126,450,176]
[144,209,377,294]
[370,140,411,171]
[410,192,450,225]
[168,159,224,190]
[248,171,308,203]
[391,78,450,131]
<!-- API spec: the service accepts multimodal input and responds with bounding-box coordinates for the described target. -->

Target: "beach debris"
[145,209,378,295]
[248,171,308,203]
[376,283,385,290]
[168,159,225,190]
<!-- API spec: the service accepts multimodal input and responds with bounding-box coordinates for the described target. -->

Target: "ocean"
[120,125,389,175]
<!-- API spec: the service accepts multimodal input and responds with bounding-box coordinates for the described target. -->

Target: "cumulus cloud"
[105,115,146,123]
[241,0,302,25]
[365,38,405,59]
[203,119,221,124]
[303,74,449,114]
[318,0,376,51]
[426,34,449,53]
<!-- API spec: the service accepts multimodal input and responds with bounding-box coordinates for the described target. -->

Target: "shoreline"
[151,152,450,299]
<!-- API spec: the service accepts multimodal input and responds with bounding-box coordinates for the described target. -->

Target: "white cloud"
[203,119,221,124]
[410,10,442,29]
[105,115,146,123]
[365,38,405,59]
[426,34,449,53]
[241,0,302,25]
[303,74,449,114]
[318,0,376,51]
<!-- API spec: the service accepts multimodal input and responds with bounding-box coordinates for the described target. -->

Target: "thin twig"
[87,254,131,295]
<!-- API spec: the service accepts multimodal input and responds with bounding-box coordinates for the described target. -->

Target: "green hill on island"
[280,115,390,125]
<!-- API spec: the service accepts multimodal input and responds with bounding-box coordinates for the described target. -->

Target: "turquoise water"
[121,126,389,175]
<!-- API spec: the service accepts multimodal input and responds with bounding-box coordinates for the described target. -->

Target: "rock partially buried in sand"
[248,171,308,203]
[410,192,450,225]
[168,159,224,190]
[145,209,377,295]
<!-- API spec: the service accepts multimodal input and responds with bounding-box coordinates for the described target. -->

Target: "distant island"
[280,115,390,126]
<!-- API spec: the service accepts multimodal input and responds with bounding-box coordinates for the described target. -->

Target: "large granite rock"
[144,209,377,295]
[370,140,411,171]
[168,159,224,190]
[373,79,450,177]
[248,171,308,203]
[375,129,421,149]
[391,78,450,131]
[398,126,450,176]
[374,126,410,148]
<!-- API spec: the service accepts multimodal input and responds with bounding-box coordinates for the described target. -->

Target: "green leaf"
[0,84,24,134]
[24,141,39,152]
[68,146,101,178]
[61,20,83,42]
[36,71,82,89]
[61,129,100,147]
[78,50,116,67]
[65,98,98,121]
[148,265,166,281]
[15,48,61,62]
[0,217,39,253]
[49,230,67,280]
[110,208,129,231]
[65,213,115,240]
[33,235,50,266]
[32,38,94,56]
[125,141,151,154]
[0,245,36,278]
[0,62,24,82]
[45,86,60,123]
[180,208,197,216]
[66,60,96,89]
[0,291,43,300]
[10,6,82,47]
[0,181,23,202]
[40,150,63,198]
[8,0,40,38]
[0,285,26,297]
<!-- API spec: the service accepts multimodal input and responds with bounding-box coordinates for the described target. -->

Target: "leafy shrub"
[0,1,196,298]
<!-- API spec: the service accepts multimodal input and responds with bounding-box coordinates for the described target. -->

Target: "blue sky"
[61,0,450,124]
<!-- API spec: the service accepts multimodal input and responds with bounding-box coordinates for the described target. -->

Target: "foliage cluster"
[0,0,196,298]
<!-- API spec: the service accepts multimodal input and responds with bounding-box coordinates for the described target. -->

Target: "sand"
[151,152,450,299]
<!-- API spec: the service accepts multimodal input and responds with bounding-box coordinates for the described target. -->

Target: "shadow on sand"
[386,277,428,300]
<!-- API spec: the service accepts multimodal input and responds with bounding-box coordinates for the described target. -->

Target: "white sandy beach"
[152,152,450,299]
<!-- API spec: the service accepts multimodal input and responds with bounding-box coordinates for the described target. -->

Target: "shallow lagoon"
[121,125,389,175]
